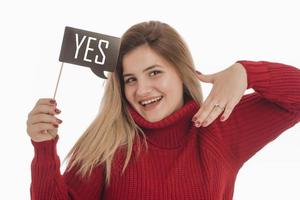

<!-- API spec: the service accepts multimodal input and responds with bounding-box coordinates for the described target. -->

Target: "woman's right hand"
[27,98,63,142]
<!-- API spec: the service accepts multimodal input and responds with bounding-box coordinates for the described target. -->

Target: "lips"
[139,96,163,107]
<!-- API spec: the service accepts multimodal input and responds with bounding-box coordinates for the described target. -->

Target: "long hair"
[64,20,204,186]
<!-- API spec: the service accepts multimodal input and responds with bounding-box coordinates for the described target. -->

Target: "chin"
[142,112,165,122]
[146,116,162,122]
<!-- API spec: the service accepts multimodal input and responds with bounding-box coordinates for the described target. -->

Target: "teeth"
[140,96,162,106]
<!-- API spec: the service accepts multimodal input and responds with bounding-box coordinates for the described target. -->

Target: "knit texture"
[30,61,300,200]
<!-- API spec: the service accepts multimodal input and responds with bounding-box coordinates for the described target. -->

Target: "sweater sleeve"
[215,60,300,169]
[30,136,105,200]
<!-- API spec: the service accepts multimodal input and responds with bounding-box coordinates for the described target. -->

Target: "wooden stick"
[45,62,64,138]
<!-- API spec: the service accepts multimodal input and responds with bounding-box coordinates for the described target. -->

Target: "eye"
[125,77,136,84]
[149,70,162,77]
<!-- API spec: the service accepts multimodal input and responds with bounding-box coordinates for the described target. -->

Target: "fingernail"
[50,99,57,105]
[56,118,63,124]
[202,121,207,127]
[53,124,58,128]
[55,108,61,114]
[220,116,225,121]
[192,116,197,122]
[195,70,202,75]
[194,121,201,127]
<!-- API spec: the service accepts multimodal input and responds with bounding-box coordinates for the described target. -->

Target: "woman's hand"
[26,98,63,142]
[192,62,248,127]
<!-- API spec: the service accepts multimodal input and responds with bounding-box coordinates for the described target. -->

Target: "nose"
[136,79,153,97]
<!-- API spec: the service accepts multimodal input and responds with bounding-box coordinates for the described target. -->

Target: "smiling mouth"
[139,96,163,107]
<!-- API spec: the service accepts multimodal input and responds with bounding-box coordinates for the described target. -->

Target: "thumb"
[195,70,214,83]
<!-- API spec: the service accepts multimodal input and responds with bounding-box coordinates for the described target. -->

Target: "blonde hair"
[64,20,204,186]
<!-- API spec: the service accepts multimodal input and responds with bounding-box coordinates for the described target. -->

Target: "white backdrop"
[1,0,299,199]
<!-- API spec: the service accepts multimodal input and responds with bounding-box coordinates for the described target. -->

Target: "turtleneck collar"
[128,98,200,149]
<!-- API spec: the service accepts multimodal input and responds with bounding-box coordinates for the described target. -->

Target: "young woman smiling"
[27,21,300,199]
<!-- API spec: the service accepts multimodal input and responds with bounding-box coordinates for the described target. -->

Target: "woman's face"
[122,44,184,122]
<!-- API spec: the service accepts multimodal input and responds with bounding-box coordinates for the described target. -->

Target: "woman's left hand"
[192,62,248,127]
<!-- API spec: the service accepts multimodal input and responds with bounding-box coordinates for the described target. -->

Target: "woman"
[27,21,300,199]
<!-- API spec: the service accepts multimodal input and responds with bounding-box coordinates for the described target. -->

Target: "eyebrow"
[123,65,162,78]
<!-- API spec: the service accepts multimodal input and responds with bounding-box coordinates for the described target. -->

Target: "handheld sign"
[52,26,121,100]
[59,26,121,79]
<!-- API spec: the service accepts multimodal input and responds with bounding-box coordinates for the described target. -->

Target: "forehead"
[122,44,171,74]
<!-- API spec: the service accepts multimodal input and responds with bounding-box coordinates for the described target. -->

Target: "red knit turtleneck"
[30,60,300,200]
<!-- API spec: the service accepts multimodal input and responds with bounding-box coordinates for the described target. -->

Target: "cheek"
[156,81,170,93]
[157,76,183,95]
[124,86,134,103]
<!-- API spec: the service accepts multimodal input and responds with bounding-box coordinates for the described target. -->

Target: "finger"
[29,122,58,135]
[43,129,57,139]
[192,97,211,122]
[192,86,219,123]
[30,113,62,125]
[193,98,217,126]
[220,100,236,122]
[35,98,57,107]
[29,104,61,117]
[202,105,225,127]
[195,71,214,83]
[197,101,225,127]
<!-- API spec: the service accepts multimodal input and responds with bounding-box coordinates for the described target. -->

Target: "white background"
[1,0,299,199]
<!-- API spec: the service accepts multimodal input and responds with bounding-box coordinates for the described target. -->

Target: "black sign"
[59,26,121,79]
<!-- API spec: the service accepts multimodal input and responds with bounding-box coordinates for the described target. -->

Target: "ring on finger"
[213,103,225,111]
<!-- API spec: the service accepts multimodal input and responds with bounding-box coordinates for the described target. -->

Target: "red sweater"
[31,61,300,200]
